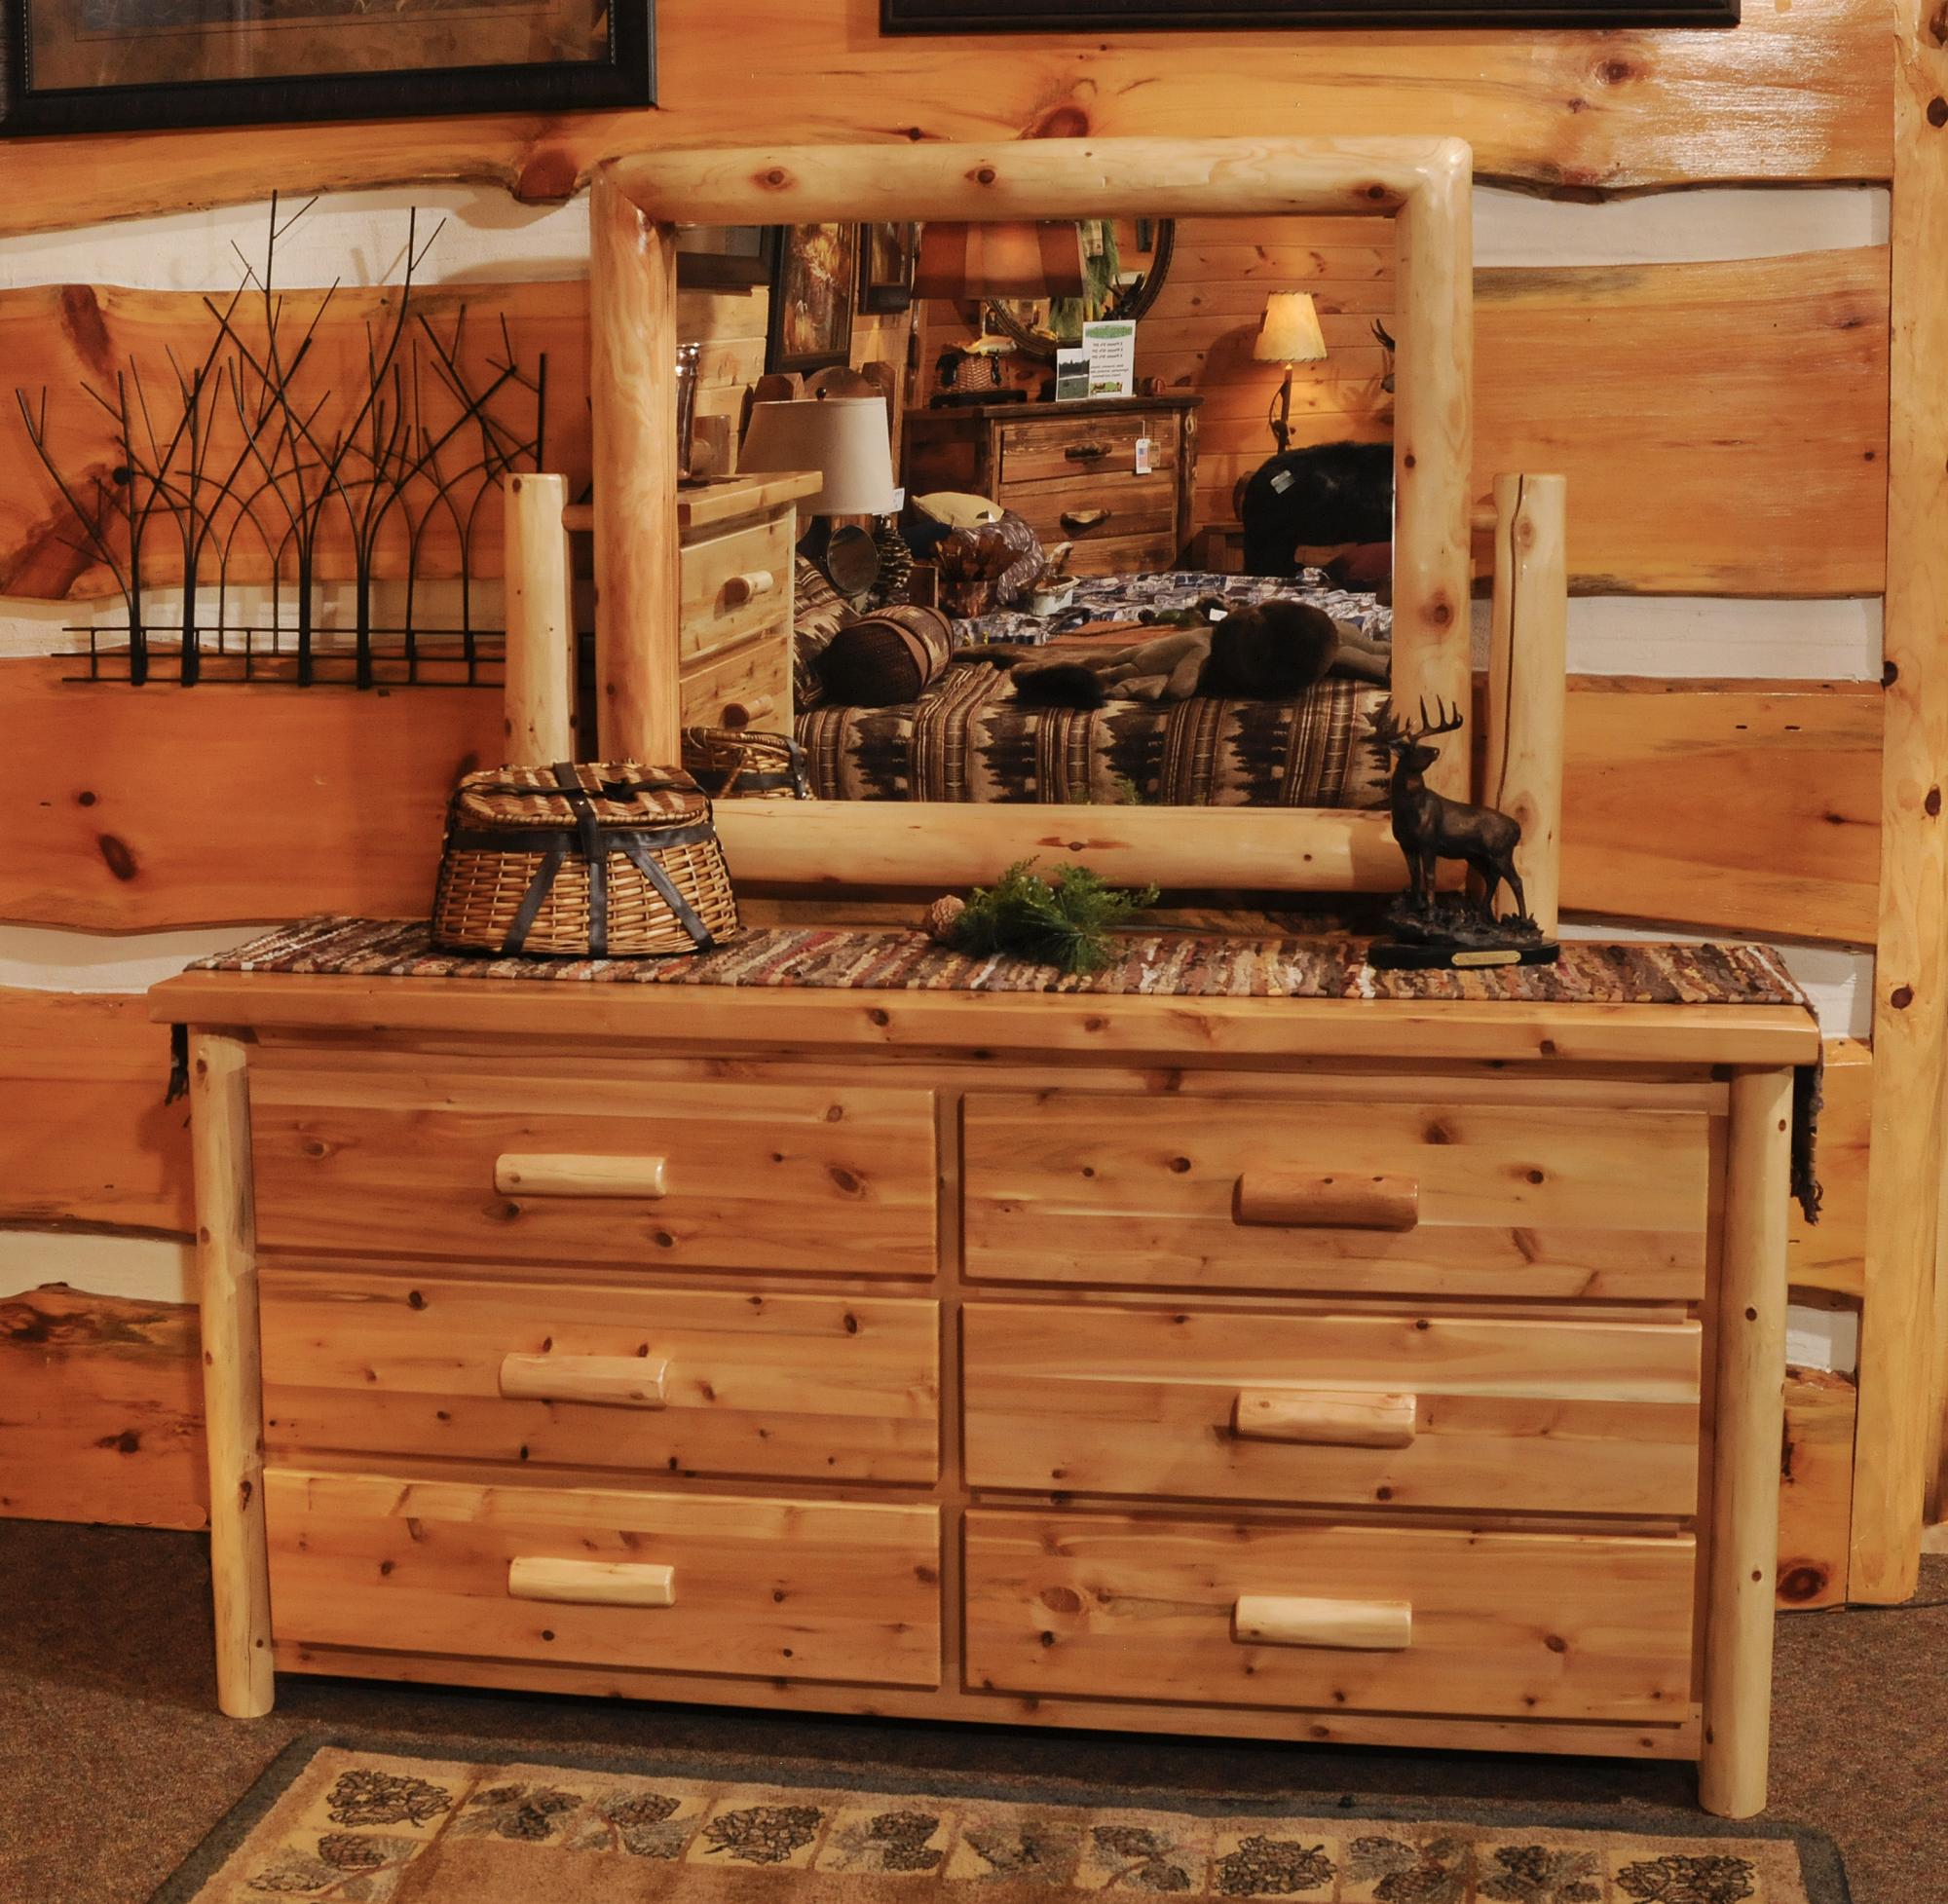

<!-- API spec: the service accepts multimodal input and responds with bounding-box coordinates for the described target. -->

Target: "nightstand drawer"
[681,513,797,665]
[250,1064,938,1276]
[962,1302,1701,1516]
[263,1267,941,1484]
[999,415,1179,487]
[963,1510,1696,1723]
[268,1470,942,1688]
[679,624,792,731]
[961,1088,1710,1301]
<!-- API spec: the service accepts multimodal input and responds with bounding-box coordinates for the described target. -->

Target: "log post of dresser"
[188,1031,274,1719]
[1699,1064,1794,1818]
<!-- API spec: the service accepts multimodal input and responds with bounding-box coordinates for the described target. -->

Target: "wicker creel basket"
[680,726,812,802]
[431,761,739,958]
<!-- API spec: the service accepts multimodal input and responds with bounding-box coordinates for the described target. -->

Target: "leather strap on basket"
[616,834,717,952]
[501,840,567,956]
[551,763,608,956]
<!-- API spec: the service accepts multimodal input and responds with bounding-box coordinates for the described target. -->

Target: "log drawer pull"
[722,568,778,607]
[1234,1170,1419,1232]
[1064,441,1111,460]
[499,1351,670,1408]
[1233,1593,1412,1652]
[508,1556,676,1609]
[1233,1388,1417,1449]
[1061,508,1112,532]
[495,1153,668,1199]
[720,693,777,730]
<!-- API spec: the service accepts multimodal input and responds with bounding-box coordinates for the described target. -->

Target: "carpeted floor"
[1,1520,1939,1904]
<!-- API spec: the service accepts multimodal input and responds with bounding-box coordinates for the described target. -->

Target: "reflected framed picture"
[859,222,918,315]
[676,226,782,292]
[767,222,860,377]
[883,0,1733,24]
[0,0,654,136]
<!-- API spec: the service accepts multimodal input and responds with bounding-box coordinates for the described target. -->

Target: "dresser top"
[906,394,1202,425]
[152,918,1819,1067]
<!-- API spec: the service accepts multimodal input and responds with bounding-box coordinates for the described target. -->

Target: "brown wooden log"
[0,0,1890,242]
[1857,0,1948,1601]
[1777,1365,1857,1612]
[0,654,499,930]
[1559,680,1882,945]
[0,1285,206,1529]
[1789,1038,1869,1300]
[0,658,1881,936]
[0,987,192,1232]
[1476,250,1889,598]
[0,249,1886,603]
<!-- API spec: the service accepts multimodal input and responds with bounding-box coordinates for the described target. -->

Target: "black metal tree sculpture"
[1365,698,1559,970]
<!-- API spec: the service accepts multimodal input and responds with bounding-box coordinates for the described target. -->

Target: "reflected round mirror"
[982,219,1176,362]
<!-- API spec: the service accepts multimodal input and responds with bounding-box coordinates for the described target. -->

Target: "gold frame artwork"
[589,137,1476,893]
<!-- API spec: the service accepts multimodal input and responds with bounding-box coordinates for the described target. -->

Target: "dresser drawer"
[680,513,796,665]
[1003,472,1180,549]
[964,1510,1696,1724]
[263,1266,941,1484]
[250,1064,938,1276]
[268,1470,942,1687]
[999,414,1179,488]
[962,1302,1700,1516]
[679,624,791,730]
[961,1089,1709,1301]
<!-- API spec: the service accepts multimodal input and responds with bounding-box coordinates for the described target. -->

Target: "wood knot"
[763,167,792,188]
[96,834,138,881]
[1596,56,1635,83]
[1930,96,1948,129]
[1778,1564,1827,1604]
[974,165,998,185]
[1031,104,1091,139]
[1891,984,1915,1010]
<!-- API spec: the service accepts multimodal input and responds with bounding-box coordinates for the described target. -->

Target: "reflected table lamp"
[740,395,906,573]
[1253,290,1329,455]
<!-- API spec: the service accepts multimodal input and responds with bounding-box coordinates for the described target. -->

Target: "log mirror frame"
[590,137,1474,895]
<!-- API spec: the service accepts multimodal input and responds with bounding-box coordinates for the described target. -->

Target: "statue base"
[1367,893,1560,970]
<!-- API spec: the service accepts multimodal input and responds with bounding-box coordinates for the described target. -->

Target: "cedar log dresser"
[153,956,1814,1819]
[902,394,1201,577]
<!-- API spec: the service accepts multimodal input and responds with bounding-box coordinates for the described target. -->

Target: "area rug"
[150,1737,1850,1903]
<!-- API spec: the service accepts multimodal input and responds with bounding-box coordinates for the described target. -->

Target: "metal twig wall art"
[15,196,548,689]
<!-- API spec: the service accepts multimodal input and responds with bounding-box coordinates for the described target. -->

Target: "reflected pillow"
[816,604,956,708]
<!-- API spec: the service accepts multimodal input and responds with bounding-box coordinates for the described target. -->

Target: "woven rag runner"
[190,916,1823,1218]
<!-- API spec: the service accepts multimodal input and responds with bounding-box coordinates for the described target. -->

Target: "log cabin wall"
[1,0,1940,1604]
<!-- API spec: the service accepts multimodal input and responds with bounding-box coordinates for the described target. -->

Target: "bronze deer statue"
[1368,698,1531,924]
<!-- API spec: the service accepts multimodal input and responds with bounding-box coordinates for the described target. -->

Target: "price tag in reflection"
[1134,435,1154,475]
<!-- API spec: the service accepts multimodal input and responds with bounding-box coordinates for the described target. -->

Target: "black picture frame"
[0,0,654,137]
[676,226,782,293]
[767,222,860,377]
[883,0,1735,27]
[859,222,919,316]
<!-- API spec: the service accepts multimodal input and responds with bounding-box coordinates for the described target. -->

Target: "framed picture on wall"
[883,0,1735,25]
[676,226,781,292]
[0,0,654,137]
[767,223,860,376]
[859,222,919,315]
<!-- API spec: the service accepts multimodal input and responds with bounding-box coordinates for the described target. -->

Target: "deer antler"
[1410,695,1466,740]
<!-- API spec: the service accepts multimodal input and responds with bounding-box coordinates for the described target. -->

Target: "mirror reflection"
[689,213,1398,808]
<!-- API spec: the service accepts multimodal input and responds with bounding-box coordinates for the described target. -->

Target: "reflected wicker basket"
[432,762,739,958]
[681,726,812,801]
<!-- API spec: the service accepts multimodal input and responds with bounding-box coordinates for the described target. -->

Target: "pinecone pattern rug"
[150,1739,1848,1903]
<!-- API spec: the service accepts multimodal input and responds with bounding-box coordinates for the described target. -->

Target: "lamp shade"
[912,221,1088,300]
[1254,291,1329,365]
[739,396,904,516]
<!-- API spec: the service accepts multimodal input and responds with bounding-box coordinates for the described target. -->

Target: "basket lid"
[450,761,710,832]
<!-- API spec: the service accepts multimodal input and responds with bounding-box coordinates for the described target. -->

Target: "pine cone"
[924,895,967,944]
